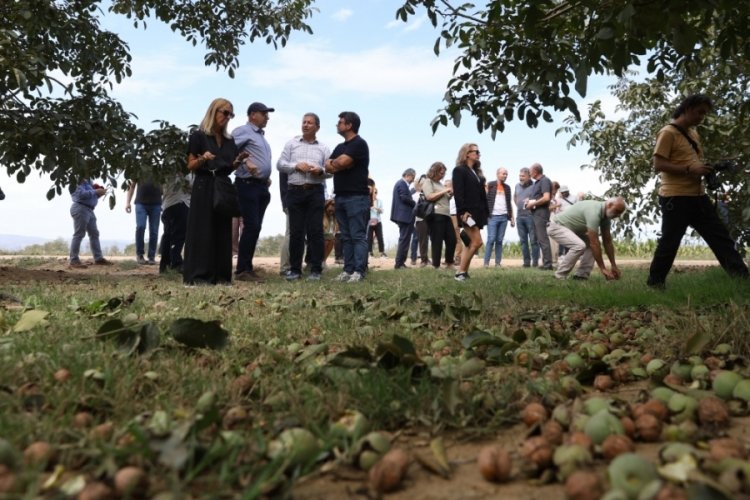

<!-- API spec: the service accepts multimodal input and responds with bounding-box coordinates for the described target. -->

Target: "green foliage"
[1,262,749,495]
[397,0,750,138]
[557,45,750,247]
[1,0,315,196]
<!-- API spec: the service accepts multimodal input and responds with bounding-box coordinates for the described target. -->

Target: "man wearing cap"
[276,112,331,282]
[547,197,626,281]
[325,111,370,283]
[232,102,274,283]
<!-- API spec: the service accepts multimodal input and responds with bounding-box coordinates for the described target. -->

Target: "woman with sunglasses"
[451,143,488,281]
[183,98,247,285]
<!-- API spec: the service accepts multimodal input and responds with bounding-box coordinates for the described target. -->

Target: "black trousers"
[183,176,233,285]
[395,220,414,268]
[533,208,552,268]
[648,195,748,285]
[369,222,385,254]
[287,185,325,274]
[160,201,188,272]
[428,214,457,267]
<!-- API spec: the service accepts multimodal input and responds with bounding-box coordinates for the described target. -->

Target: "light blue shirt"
[232,122,272,180]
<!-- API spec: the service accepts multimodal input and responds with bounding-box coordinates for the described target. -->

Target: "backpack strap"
[669,123,701,156]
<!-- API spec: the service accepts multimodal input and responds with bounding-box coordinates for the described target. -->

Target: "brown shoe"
[69,261,88,269]
[235,270,265,283]
[94,259,114,266]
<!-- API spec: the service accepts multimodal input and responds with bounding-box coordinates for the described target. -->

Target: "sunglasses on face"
[219,109,235,119]
[469,150,480,154]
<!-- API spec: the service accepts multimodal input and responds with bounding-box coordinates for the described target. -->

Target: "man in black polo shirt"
[325,111,370,283]
[527,163,553,270]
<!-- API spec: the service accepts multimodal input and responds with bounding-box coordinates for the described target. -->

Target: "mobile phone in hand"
[466,216,476,227]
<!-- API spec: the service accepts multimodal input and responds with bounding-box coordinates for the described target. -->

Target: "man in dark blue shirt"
[527,163,553,270]
[325,111,370,282]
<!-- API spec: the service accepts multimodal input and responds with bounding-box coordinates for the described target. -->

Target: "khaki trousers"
[547,221,595,279]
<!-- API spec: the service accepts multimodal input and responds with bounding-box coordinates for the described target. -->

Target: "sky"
[1,0,623,249]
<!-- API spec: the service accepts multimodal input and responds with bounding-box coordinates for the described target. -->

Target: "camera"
[705,160,737,191]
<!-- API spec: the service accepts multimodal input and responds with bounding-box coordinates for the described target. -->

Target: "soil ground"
[0,255,719,286]
[0,256,736,499]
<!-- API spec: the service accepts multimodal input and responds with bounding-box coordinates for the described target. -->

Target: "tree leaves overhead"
[1,0,315,195]
[558,45,750,248]
[396,0,750,138]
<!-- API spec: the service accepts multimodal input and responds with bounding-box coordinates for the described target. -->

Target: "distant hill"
[0,234,129,253]
[0,234,50,251]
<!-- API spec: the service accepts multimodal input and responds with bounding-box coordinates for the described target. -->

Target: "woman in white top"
[368,188,386,257]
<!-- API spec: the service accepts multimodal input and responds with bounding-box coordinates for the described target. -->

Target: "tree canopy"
[397,0,750,137]
[1,0,314,201]
[3,0,750,228]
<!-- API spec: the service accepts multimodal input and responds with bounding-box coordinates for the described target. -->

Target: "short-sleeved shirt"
[188,130,238,177]
[654,125,705,197]
[134,180,162,205]
[421,178,450,216]
[553,200,610,236]
[514,181,535,217]
[231,122,272,180]
[331,135,369,196]
[530,175,552,211]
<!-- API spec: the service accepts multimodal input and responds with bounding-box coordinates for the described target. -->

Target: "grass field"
[0,258,749,498]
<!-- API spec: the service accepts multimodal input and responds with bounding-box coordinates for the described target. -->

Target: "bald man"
[547,197,626,280]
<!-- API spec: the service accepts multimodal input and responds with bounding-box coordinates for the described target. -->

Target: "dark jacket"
[452,164,489,228]
[486,181,513,220]
[390,178,415,224]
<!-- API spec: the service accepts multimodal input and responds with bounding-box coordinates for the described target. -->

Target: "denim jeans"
[135,203,162,260]
[235,179,271,274]
[484,214,509,266]
[69,202,103,262]
[516,215,539,266]
[334,194,370,275]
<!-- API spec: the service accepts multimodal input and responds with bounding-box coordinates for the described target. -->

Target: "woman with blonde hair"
[422,161,456,268]
[451,143,488,281]
[183,98,248,285]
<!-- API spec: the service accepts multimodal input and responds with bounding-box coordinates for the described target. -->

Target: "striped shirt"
[276,136,331,186]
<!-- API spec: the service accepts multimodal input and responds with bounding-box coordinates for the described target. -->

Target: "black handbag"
[213,176,241,218]
[414,193,435,220]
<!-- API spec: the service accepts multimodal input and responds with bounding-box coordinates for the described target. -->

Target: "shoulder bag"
[414,192,435,220]
[213,175,241,218]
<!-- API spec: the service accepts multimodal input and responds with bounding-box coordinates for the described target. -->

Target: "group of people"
[181,99,371,285]
[68,94,748,288]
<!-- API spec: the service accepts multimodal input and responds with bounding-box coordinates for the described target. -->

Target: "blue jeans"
[484,214,509,265]
[334,194,370,275]
[235,179,271,273]
[516,215,539,266]
[135,203,162,260]
[69,202,103,262]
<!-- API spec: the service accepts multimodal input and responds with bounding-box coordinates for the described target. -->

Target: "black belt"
[288,183,322,190]
[237,177,267,185]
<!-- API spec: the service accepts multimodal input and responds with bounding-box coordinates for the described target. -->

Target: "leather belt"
[238,177,267,185]
[288,183,321,190]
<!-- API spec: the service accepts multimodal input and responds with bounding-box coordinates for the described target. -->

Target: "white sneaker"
[454,272,468,282]
[348,271,363,283]
[335,272,352,282]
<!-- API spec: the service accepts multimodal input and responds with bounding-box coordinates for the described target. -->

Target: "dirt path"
[0,255,721,285]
